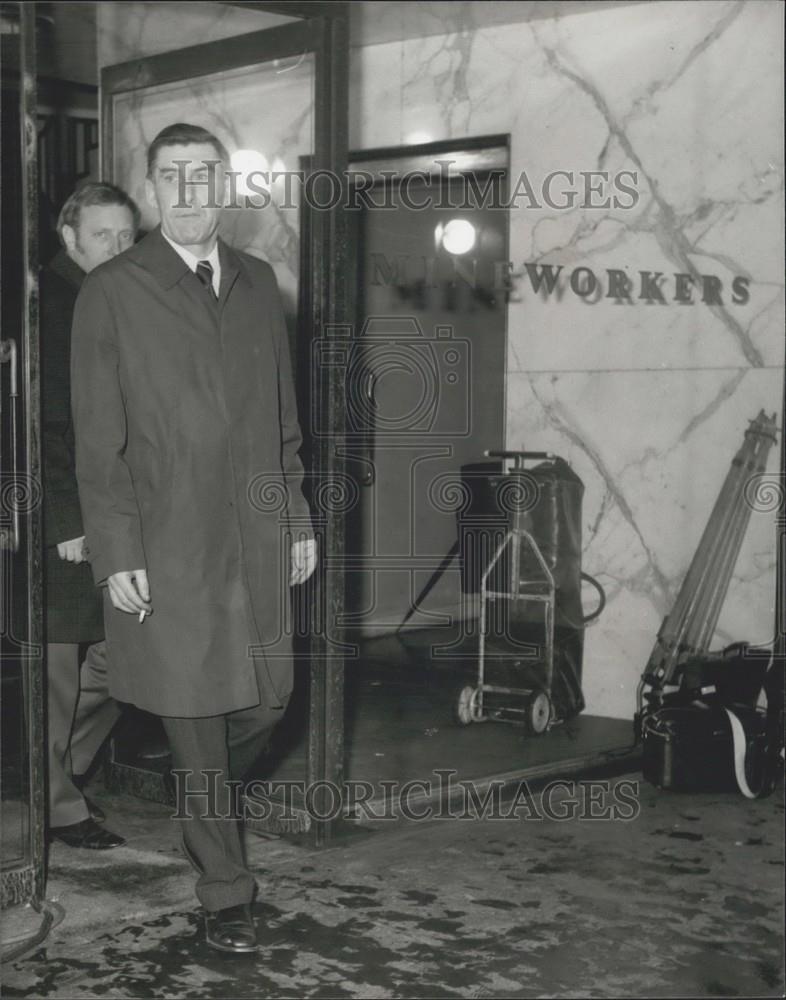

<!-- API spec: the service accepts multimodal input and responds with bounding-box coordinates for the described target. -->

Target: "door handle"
[1,338,20,552]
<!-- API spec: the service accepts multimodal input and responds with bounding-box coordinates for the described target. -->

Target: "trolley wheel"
[454,684,479,726]
[525,690,553,735]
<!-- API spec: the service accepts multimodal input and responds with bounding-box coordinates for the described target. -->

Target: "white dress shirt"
[161,230,221,297]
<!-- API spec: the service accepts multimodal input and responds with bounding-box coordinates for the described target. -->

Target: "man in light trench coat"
[71,123,317,954]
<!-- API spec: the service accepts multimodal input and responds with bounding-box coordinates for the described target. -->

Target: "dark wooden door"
[346,157,509,636]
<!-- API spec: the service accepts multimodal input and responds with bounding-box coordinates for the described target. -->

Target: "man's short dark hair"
[57,182,141,246]
[146,123,230,177]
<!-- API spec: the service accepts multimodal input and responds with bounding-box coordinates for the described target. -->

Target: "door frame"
[0,2,46,910]
[315,134,512,636]
[100,3,351,846]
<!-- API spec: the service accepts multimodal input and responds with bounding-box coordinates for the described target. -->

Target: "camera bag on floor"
[642,647,784,797]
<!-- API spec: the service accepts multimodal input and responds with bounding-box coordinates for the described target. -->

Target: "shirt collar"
[161,229,221,294]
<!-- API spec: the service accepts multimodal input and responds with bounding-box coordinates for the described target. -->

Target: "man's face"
[146,142,226,249]
[63,203,135,273]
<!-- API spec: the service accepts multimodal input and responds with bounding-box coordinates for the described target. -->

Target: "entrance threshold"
[106,635,640,836]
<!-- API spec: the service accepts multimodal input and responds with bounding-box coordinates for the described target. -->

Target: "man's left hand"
[290,538,317,586]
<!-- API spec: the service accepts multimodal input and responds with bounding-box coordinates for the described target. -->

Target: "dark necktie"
[195,260,217,299]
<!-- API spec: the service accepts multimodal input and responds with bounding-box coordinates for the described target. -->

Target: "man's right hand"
[57,536,87,564]
[107,569,152,615]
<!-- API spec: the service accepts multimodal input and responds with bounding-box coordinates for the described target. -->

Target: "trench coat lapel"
[49,249,85,291]
[125,226,191,289]
[217,241,245,307]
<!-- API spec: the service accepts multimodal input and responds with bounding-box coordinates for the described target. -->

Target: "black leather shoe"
[84,796,106,824]
[204,903,258,954]
[49,817,126,850]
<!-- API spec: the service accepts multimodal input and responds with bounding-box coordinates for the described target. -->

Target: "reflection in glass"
[111,54,314,322]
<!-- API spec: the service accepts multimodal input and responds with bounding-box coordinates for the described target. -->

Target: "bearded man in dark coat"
[42,181,139,851]
[70,123,316,954]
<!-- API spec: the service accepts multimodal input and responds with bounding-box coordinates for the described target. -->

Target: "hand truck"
[454,520,557,735]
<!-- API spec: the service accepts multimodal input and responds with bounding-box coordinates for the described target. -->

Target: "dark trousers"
[161,699,286,912]
[47,641,121,826]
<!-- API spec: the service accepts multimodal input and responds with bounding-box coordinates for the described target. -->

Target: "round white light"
[230,149,270,197]
[439,218,477,255]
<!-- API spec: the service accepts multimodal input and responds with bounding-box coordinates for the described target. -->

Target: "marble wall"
[98,1,784,719]
[97,2,292,65]
[349,0,784,718]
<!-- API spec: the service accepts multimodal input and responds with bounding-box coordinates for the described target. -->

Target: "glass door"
[99,5,350,844]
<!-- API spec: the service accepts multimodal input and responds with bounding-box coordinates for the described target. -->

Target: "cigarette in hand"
[138,610,146,623]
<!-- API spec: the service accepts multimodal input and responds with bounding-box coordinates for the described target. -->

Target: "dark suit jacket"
[70,228,312,717]
[40,251,103,643]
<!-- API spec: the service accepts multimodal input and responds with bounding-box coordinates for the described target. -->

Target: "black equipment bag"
[642,703,768,793]
[459,458,592,721]
[641,646,784,797]
[677,644,770,708]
